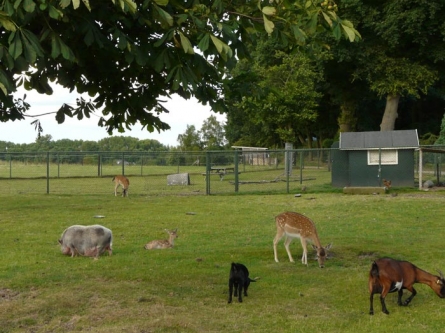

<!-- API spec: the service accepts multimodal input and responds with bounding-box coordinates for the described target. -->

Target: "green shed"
[331,130,419,188]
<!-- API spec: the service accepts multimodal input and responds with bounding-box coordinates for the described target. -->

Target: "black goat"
[228,263,256,303]
[369,258,445,315]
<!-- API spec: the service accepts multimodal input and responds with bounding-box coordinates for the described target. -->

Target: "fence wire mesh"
[0,148,443,195]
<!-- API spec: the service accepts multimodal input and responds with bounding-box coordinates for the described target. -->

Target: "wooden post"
[419,149,423,190]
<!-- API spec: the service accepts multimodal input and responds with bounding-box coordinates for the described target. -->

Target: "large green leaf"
[154,4,173,27]
[59,0,71,9]
[8,32,22,60]
[0,68,14,94]
[153,0,168,5]
[51,34,61,58]
[23,0,36,13]
[263,15,274,35]
[21,29,44,61]
[261,6,276,16]
[197,33,210,52]
[112,0,136,13]
[0,12,17,31]
[72,0,80,9]
[60,39,75,60]
[178,31,194,54]
[291,25,307,44]
[341,24,356,42]
[0,82,7,95]
[322,11,332,27]
[82,0,91,11]
[49,5,63,19]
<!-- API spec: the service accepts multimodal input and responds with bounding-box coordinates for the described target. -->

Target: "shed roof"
[339,130,419,150]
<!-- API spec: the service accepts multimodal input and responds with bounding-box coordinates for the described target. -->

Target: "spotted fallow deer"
[112,175,129,197]
[144,229,178,250]
[273,211,331,268]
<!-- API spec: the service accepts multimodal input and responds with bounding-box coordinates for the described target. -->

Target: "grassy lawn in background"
[1,187,445,332]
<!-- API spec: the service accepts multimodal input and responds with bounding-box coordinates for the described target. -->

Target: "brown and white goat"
[369,258,445,315]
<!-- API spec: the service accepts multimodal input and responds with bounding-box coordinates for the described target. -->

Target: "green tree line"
[0,115,227,152]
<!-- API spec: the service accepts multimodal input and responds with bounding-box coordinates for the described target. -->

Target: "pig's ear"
[58,239,62,245]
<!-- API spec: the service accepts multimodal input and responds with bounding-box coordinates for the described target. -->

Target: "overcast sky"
[0,85,226,147]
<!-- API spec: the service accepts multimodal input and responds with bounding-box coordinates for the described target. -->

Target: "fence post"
[378,148,382,186]
[297,151,302,185]
[177,153,180,174]
[9,153,11,179]
[285,151,290,193]
[205,151,211,195]
[97,153,101,177]
[122,152,125,175]
[46,151,50,194]
[234,150,239,193]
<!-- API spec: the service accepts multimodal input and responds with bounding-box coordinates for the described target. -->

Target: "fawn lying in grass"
[144,229,178,250]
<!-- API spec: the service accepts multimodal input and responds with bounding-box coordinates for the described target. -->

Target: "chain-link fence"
[0,148,443,195]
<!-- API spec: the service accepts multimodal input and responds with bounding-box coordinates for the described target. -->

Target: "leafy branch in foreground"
[0,0,360,135]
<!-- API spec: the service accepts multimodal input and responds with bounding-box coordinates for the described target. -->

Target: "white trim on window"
[367,149,398,165]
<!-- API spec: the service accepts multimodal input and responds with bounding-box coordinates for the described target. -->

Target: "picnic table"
[202,167,237,181]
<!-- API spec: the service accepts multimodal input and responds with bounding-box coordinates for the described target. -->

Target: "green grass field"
[1,186,445,332]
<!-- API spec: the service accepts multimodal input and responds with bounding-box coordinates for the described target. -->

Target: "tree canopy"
[223,0,445,149]
[329,0,445,132]
[225,43,324,147]
[0,0,360,136]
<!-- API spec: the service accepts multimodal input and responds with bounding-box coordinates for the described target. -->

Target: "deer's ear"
[325,243,332,250]
[311,244,318,250]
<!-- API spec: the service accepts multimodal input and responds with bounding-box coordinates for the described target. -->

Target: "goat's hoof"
[383,310,389,315]
[369,311,374,315]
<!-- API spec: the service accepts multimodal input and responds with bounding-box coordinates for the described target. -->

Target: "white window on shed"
[367,149,398,165]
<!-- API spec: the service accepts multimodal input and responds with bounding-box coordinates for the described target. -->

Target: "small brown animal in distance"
[144,229,178,250]
[383,179,391,188]
[273,212,331,268]
[112,175,130,197]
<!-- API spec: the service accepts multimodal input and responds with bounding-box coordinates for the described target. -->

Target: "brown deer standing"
[112,175,129,197]
[144,229,178,250]
[273,212,331,268]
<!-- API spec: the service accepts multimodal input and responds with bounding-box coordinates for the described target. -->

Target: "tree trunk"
[338,101,357,132]
[380,94,400,131]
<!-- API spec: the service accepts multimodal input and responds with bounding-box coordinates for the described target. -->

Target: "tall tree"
[224,40,324,148]
[0,0,360,136]
[330,0,445,132]
[434,113,445,146]
[177,125,201,151]
[199,115,226,149]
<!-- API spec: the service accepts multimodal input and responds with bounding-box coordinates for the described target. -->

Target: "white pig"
[59,225,113,258]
